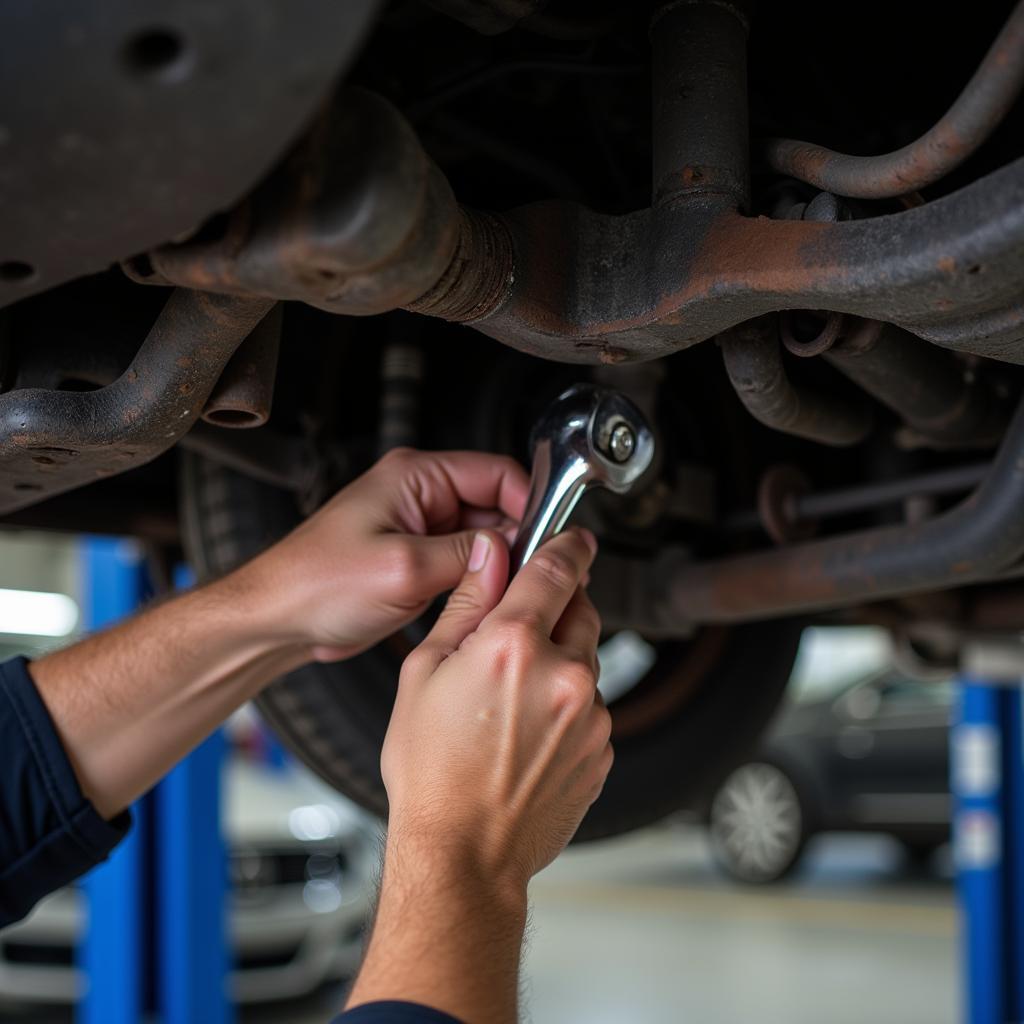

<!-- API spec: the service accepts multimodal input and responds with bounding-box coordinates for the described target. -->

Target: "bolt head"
[608,422,636,463]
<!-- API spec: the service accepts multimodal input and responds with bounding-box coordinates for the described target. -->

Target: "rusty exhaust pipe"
[202,303,281,429]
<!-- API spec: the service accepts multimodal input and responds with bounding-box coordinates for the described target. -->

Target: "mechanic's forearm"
[346,837,528,1024]
[28,562,310,819]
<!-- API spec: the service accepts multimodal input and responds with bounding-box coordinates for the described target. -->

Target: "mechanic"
[0,449,612,1024]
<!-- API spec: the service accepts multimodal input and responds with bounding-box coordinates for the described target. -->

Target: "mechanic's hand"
[245,448,529,661]
[381,525,612,895]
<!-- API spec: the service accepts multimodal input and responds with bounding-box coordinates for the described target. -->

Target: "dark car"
[706,672,954,883]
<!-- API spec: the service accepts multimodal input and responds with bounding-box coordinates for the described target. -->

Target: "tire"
[180,451,803,841]
[708,761,809,883]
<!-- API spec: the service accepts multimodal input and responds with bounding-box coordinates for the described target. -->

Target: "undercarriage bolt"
[607,422,636,463]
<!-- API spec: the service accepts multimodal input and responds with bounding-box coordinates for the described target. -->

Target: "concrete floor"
[10,823,956,1023]
[241,822,958,1024]
[521,824,955,1024]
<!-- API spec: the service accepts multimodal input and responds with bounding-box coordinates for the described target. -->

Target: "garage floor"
[243,821,957,1024]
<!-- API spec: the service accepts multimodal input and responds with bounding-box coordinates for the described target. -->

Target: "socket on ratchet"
[509,383,655,577]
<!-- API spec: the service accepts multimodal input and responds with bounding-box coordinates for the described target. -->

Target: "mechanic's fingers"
[458,509,520,548]
[493,527,597,637]
[429,451,530,523]
[551,585,603,671]
[459,508,516,530]
[407,530,509,678]
[409,528,482,596]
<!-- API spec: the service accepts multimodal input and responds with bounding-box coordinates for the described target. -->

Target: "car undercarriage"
[3,0,1023,837]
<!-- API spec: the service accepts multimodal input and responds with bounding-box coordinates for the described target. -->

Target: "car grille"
[0,851,357,976]
[4,942,74,967]
[2,938,304,973]
[229,848,349,892]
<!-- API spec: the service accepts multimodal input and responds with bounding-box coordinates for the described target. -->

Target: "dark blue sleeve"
[331,1001,463,1024]
[0,656,130,928]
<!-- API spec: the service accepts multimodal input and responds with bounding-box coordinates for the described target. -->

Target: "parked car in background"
[0,754,377,1007]
[707,672,954,883]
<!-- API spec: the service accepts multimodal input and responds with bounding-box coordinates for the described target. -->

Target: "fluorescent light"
[0,589,79,637]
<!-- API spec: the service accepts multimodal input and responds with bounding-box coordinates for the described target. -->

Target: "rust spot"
[599,346,629,364]
[937,256,956,274]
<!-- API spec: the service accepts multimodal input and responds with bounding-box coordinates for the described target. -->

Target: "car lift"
[954,640,1024,1024]
[76,538,231,1024]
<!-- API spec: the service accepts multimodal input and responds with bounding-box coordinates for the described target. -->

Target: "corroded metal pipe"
[824,318,1008,448]
[202,302,281,428]
[0,289,274,514]
[130,90,462,317]
[657,395,1024,622]
[720,319,873,446]
[591,398,1024,634]
[128,70,1024,365]
[651,0,750,207]
[763,0,1024,198]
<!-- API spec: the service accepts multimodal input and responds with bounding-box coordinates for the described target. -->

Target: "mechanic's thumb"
[414,525,503,598]
[416,529,509,671]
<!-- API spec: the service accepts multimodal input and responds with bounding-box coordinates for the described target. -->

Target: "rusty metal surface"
[591,408,1024,635]
[651,0,750,207]
[725,462,992,534]
[825,318,1009,448]
[405,208,515,322]
[202,303,281,429]
[119,0,1024,369]
[756,464,815,545]
[763,0,1024,199]
[779,309,844,357]
[646,395,1024,624]
[0,0,382,310]
[136,147,1024,365]
[0,290,273,514]
[128,90,461,319]
[472,158,1024,362]
[719,317,873,446]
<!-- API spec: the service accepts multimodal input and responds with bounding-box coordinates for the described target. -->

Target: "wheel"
[708,761,808,883]
[180,451,803,841]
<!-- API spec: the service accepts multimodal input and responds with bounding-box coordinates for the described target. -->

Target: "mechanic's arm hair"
[29,562,309,820]
[28,450,529,822]
[353,837,529,1024]
[345,527,610,1023]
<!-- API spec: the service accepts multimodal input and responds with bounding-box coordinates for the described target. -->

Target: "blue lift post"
[156,564,232,1024]
[78,538,152,1024]
[77,540,232,1024]
[952,659,1024,1024]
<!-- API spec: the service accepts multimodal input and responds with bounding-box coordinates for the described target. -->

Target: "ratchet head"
[509,383,655,575]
